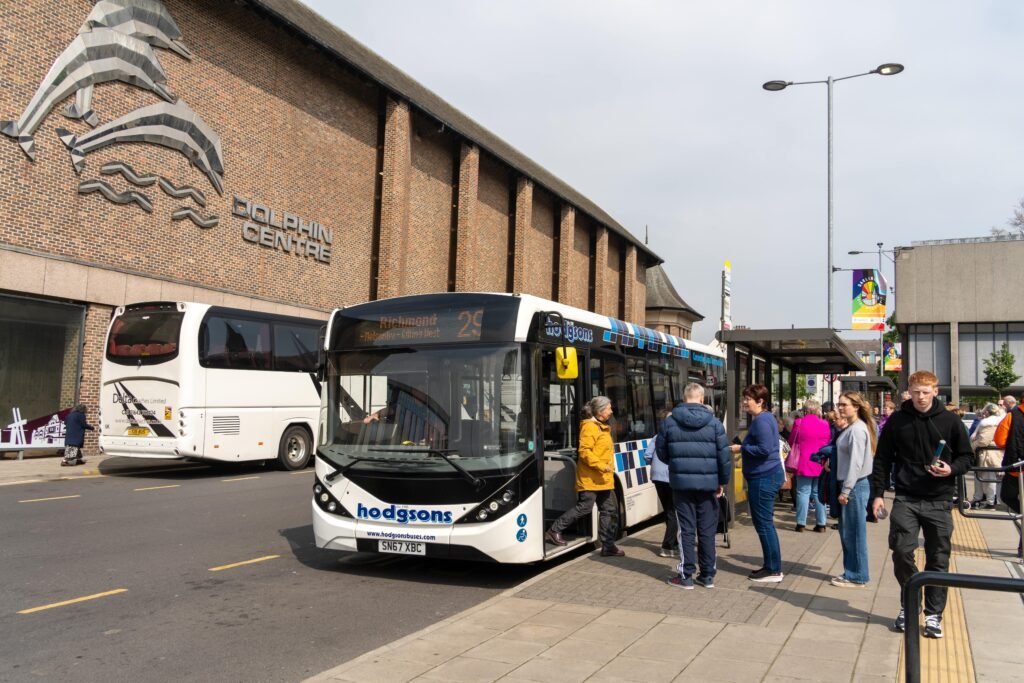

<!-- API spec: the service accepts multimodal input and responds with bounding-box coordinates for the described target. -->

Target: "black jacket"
[870,398,972,501]
[64,408,94,447]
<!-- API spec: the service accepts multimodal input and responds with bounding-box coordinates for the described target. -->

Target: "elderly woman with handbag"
[788,398,832,532]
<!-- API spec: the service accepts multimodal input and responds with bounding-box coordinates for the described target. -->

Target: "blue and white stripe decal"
[605,317,690,358]
[614,438,651,489]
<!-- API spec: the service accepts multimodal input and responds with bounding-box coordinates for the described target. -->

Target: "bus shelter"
[715,329,865,513]
[839,374,898,414]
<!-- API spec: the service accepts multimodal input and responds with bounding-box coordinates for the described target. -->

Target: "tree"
[882,313,900,385]
[983,342,1020,397]
[991,197,1024,238]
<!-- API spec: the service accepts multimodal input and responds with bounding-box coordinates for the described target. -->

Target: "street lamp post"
[763,63,904,330]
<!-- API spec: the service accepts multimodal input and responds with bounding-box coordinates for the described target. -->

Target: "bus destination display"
[348,308,484,346]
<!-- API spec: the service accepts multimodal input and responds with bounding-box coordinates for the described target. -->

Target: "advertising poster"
[852,269,887,330]
[884,342,902,372]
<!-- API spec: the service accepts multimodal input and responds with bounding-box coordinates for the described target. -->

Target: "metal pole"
[827,76,834,329]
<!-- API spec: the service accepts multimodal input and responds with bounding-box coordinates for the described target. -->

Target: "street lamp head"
[875,63,904,76]
[848,250,864,255]
[762,80,789,91]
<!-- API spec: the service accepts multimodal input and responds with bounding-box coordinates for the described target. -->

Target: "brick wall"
[405,113,456,294]
[475,154,511,292]
[570,214,592,309]
[523,187,555,300]
[81,303,112,453]
[604,236,622,318]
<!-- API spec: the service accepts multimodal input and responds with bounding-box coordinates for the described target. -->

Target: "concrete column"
[557,204,574,303]
[511,177,532,292]
[454,142,479,292]
[623,244,637,322]
[949,321,960,405]
[593,225,609,315]
[377,97,412,299]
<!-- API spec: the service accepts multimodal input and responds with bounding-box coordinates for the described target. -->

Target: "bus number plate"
[379,540,425,556]
[126,427,150,436]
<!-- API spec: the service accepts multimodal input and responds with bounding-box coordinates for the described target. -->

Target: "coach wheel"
[278,425,312,471]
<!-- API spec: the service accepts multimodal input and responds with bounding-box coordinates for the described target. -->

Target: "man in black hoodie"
[871,370,973,639]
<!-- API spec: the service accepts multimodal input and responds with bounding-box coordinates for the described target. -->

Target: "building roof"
[645,265,703,320]
[249,0,660,265]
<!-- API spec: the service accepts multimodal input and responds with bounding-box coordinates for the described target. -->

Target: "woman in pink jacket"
[789,398,832,532]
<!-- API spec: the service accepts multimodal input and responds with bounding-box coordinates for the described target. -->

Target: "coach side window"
[273,323,318,372]
[200,316,271,370]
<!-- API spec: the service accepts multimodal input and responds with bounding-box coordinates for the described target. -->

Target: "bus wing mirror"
[555,347,578,380]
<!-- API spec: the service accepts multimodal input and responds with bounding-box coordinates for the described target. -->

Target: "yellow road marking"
[18,494,81,503]
[289,469,314,474]
[134,484,181,492]
[221,476,260,482]
[208,554,280,572]
[0,479,44,487]
[18,589,128,614]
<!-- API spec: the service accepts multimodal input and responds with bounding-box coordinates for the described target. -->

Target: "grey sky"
[302,0,1024,342]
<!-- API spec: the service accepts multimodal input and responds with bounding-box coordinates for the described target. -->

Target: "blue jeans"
[746,467,784,573]
[838,477,870,583]
[794,475,827,527]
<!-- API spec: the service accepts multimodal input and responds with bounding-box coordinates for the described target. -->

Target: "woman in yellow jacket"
[545,396,625,557]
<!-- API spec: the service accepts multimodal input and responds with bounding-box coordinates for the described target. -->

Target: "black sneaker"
[893,608,906,632]
[695,575,715,589]
[923,614,943,639]
[748,568,783,583]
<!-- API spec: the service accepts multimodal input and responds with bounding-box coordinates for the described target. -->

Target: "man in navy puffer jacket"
[656,383,732,589]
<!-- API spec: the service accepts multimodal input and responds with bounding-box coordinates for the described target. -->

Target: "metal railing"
[903,570,1024,683]
[956,456,1023,561]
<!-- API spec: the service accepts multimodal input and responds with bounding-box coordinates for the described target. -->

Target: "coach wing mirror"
[555,346,578,380]
[316,325,327,382]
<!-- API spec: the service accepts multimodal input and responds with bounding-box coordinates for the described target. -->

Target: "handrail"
[904,570,1024,683]
[956,457,1024,521]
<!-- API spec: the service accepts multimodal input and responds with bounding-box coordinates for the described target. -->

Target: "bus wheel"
[278,426,311,470]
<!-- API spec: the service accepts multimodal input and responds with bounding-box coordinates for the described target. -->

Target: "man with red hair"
[871,370,973,639]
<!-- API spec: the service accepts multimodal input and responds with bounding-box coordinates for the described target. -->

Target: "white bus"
[313,292,726,563]
[99,301,323,469]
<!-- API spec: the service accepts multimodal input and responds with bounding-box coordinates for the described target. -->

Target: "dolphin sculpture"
[66,0,192,126]
[80,0,192,59]
[0,28,174,158]
[56,99,224,195]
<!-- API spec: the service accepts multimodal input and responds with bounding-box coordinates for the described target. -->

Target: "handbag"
[780,470,793,491]
[778,438,793,490]
[784,442,801,473]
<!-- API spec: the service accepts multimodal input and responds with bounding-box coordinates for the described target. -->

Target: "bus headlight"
[313,478,351,518]
[476,510,488,521]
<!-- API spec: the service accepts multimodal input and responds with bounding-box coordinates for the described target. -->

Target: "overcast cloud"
[302,0,1024,342]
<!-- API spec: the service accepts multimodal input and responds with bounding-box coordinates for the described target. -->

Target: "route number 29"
[457,309,483,339]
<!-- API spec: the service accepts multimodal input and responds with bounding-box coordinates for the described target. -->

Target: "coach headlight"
[313,478,352,518]
[456,479,524,525]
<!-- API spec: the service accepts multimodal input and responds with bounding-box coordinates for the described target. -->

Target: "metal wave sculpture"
[100,161,207,207]
[78,178,153,213]
[0,28,174,158]
[56,99,225,195]
[172,206,219,229]
[67,0,192,126]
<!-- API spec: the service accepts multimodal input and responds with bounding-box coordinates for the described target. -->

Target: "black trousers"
[551,490,618,547]
[1000,475,1021,514]
[654,481,679,550]
[673,489,719,579]
[888,496,953,616]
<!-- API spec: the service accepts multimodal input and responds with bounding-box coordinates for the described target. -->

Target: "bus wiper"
[371,447,484,490]
[324,452,426,483]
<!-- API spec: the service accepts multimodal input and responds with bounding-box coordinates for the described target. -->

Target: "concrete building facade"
[895,235,1024,404]
[0,0,658,447]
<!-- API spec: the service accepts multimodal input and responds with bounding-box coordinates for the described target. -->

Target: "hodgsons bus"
[312,293,726,563]
[99,302,323,470]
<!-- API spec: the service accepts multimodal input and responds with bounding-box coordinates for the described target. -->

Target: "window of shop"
[0,294,85,446]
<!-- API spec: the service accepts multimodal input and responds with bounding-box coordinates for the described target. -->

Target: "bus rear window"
[107,309,184,364]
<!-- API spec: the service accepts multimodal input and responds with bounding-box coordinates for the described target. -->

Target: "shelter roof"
[716,328,866,375]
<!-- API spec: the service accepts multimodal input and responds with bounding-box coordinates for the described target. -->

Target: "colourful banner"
[884,342,902,372]
[852,269,887,330]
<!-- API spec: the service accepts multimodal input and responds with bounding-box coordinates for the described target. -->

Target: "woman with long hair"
[831,391,877,587]
[730,384,785,583]
[545,396,625,557]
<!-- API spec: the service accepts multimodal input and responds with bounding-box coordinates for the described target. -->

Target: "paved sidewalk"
[308,502,1023,683]
[0,451,210,486]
